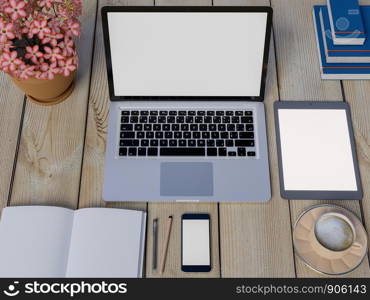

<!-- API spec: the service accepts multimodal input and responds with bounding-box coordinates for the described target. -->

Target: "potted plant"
[0,0,82,105]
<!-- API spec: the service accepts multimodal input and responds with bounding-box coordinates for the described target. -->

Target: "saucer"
[293,204,368,275]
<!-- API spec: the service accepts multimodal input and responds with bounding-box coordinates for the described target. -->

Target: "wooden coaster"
[293,204,368,276]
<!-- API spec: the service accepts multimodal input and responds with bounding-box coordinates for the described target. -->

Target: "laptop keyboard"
[119,110,256,157]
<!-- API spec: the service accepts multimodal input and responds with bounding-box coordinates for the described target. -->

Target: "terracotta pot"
[11,71,76,106]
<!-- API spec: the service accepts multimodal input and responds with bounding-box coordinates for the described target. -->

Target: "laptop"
[101,6,272,202]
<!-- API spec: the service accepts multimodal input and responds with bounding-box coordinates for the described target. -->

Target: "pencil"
[159,215,173,274]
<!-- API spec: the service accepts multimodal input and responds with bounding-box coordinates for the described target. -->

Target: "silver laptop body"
[101,6,273,202]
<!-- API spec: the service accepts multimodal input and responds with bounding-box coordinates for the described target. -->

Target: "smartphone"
[181,213,211,272]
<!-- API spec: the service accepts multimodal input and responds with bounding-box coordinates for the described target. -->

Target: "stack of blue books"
[313,0,370,79]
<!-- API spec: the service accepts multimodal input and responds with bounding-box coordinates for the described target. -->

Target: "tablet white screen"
[107,12,267,97]
[278,109,357,191]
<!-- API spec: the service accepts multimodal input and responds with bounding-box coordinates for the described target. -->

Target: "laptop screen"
[106,11,270,99]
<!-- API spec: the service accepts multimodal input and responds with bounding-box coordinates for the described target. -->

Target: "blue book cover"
[313,6,370,79]
[322,6,370,63]
[327,0,366,45]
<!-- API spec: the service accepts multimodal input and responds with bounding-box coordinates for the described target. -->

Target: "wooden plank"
[214,0,295,278]
[342,0,370,266]
[78,0,152,212]
[271,0,370,277]
[9,1,98,209]
[0,76,25,213]
[145,0,220,278]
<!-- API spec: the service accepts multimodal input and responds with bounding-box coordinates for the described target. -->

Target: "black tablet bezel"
[101,6,273,102]
[181,213,211,273]
[274,101,363,200]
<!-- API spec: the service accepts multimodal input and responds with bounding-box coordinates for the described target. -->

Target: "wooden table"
[0,0,369,278]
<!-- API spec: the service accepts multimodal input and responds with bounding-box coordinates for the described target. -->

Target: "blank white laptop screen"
[107,12,267,97]
[278,109,357,191]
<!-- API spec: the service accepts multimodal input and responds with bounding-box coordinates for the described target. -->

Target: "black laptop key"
[155,132,164,139]
[163,124,171,131]
[213,117,221,123]
[188,140,196,147]
[176,116,185,123]
[231,117,239,124]
[139,116,147,123]
[248,151,256,157]
[216,111,224,116]
[161,148,205,156]
[200,124,207,131]
[218,124,226,131]
[141,140,149,147]
[140,111,149,116]
[227,124,235,131]
[195,117,203,123]
[169,139,177,147]
[128,148,137,156]
[121,124,133,131]
[134,124,143,131]
[149,117,157,123]
[153,124,161,131]
[222,116,230,123]
[169,111,177,115]
[181,124,189,131]
[138,148,146,156]
[197,111,205,116]
[207,148,217,156]
[209,124,217,131]
[160,140,168,147]
[121,140,138,147]
[119,148,127,156]
[228,151,236,157]
[150,140,159,147]
[137,132,145,139]
[179,111,186,116]
[202,132,210,139]
[193,132,201,139]
[121,117,129,123]
[241,117,253,123]
[130,116,138,123]
[158,116,166,123]
[230,132,238,139]
[131,111,139,116]
[216,140,224,147]
[226,111,234,116]
[197,140,205,147]
[183,132,191,139]
[235,111,243,116]
[207,140,215,147]
[239,132,254,139]
[204,116,213,123]
[218,148,227,156]
[246,125,254,131]
[186,116,194,123]
[188,111,196,116]
[172,124,180,131]
[121,111,130,116]
[179,140,187,147]
[174,132,182,139]
[146,132,154,139]
[121,132,135,139]
[190,124,198,131]
[148,148,158,156]
[165,132,173,139]
[237,124,244,131]
[167,116,175,123]
[211,132,219,139]
[207,111,215,116]
[226,140,234,147]
[160,111,168,116]
[245,111,253,116]
[221,132,228,139]
[235,140,255,147]
[150,111,158,116]
[238,148,246,156]
[144,124,152,131]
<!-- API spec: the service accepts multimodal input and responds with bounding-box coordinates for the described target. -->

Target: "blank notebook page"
[65,208,146,278]
[278,109,357,191]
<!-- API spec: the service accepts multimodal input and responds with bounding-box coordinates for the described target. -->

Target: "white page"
[66,208,146,278]
[0,206,74,277]
[108,12,267,97]
[278,109,357,191]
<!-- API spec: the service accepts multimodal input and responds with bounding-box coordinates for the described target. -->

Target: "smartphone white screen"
[182,219,210,266]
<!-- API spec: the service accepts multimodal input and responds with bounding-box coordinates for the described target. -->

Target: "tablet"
[274,101,362,200]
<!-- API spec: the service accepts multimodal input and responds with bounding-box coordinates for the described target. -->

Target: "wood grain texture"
[78,0,151,212]
[215,0,296,278]
[145,0,220,278]
[271,0,370,277]
[9,1,98,209]
[0,75,25,213]
[342,0,370,265]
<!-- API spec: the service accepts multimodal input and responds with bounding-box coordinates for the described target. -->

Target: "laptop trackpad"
[160,162,213,196]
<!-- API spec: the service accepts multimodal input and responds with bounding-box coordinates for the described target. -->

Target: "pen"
[152,218,158,271]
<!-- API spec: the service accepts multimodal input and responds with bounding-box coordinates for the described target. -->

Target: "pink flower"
[0,40,13,52]
[64,20,80,37]
[58,57,76,76]
[1,50,22,72]
[25,45,43,64]
[0,21,15,42]
[59,37,74,56]
[44,46,64,62]
[4,0,27,21]
[42,31,64,47]
[38,0,54,9]
[15,64,35,79]
[31,19,51,39]
[40,62,59,80]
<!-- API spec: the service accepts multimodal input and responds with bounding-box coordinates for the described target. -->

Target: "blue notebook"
[322,6,370,63]
[327,0,366,45]
[313,6,370,79]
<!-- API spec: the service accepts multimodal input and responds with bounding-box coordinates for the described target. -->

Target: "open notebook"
[0,206,146,278]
